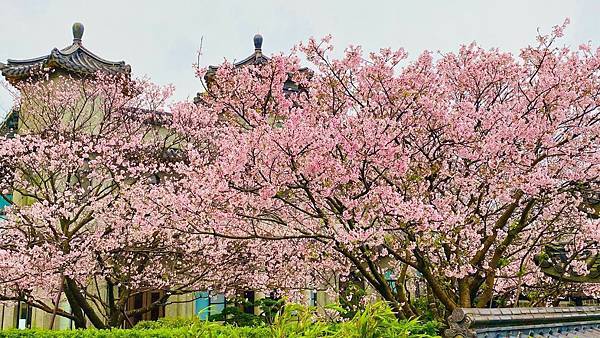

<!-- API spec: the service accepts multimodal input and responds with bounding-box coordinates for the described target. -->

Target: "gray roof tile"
[2,23,130,83]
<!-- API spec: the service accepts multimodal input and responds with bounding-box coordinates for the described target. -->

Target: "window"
[149,292,162,321]
[125,290,165,327]
[194,292,209,319]
[194,292,226,320]
[15,301,31,329]
[384,271,397,293]
[131,293,143,324]
[209,293,226,316]
[0,194,12,219]
[243,291,255,314]
[309,290,318,307]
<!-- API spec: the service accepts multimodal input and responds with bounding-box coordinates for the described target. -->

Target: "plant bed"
[0,302,440,337]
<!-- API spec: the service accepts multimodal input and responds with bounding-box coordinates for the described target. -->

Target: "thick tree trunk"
[426,285,443,321]
[106,279,124,328]
[64,277,107,329]
[63,281,87,329]
[396,264,418,318]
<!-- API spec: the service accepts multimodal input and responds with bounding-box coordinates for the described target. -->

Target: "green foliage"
[339,279,368,318]
[268,303,331,337]
[208,305,264,327]
[411,296,438,322]
[0,327,192,338]
[208,296,284,327]
[255,297,284,325]
[133,317,201,330]
[496,257,510,268]
[0,324,269,338]
[0,302,440,337]
[333,302,438,338]
[415,321,442,337]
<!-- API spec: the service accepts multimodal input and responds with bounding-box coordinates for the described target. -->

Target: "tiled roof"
[446,306,600,337]
[232,34,270,68]
[535,243,600,283]
[1,23,130,83]
[204,33,268,82]
[197,34,308,104]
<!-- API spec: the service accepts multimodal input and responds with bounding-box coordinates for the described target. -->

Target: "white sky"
[1,0,599,119]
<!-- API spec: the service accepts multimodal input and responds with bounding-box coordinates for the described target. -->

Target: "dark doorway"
[124,290,165,327]
[243,290,255,314]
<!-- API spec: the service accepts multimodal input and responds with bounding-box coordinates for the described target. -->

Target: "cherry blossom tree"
[0,73,263,328]
[1,20,598,327]
[171,20,599,319]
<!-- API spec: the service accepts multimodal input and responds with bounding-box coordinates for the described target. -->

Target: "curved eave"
[233,52,270,67]
[205,52,270,81]
[539,264,600,283]
[2,43,130,83]
[59,44,127,68]
[535,242,600,283]
[6,54,48,65]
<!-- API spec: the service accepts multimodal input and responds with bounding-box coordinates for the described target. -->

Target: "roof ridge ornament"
[1,21,130,84]
[202,33,269,87]
[253,33,263,55]
[72,22,84,44]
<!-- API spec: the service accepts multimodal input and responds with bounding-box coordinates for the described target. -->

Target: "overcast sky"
[1,0,599,119]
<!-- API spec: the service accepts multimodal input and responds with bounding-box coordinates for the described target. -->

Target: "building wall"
[0,287,338,329]
[164,294,196,319]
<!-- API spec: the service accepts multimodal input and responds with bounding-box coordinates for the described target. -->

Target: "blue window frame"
[194,292,226,320]
[384,271,397,293]
[0,194,11,219]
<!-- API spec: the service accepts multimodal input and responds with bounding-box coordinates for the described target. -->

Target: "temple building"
[195,32,303,105]
[0,22,130,84]
[0,22,327,330]
[0,22,130,136]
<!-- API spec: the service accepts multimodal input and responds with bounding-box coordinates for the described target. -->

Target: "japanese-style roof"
[534,187,600,283]
[197,34,307,104]
[234,34,270,67]
[1,23,130,84]
[204,33,269,82]
[535,244,600,283]
[445,306,600,338]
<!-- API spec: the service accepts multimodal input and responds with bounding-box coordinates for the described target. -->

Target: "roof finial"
[253,33,263,51]
[72,22,84,44]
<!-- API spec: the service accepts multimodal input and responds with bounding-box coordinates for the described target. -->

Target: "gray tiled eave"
[2,43,130,81]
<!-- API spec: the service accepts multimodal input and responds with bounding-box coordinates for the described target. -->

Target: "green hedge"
[0,302,441,338]
[0,326,268,338]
